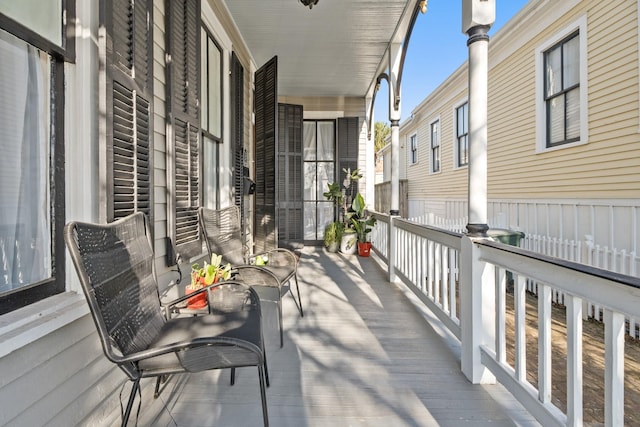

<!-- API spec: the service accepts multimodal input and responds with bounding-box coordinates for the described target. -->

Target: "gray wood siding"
[0,314,124,425]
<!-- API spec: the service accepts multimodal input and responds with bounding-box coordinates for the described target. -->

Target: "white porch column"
[460,236,496,383]
[389,42,402,217]
[365,95,375,209]
[460,0,496,384]
[387,43,402,283]
[463,0,494,236]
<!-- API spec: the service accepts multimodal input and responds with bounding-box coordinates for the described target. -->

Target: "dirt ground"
[504,290,640,426]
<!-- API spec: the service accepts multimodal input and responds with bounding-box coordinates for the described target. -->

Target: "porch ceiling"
[221,0,414,98]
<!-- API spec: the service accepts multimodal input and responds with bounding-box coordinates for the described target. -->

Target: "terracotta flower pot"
[185,284,207,309]
[357,241,371,257]
[186,275,217,309]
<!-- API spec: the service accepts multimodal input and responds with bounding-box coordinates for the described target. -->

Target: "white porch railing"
[370,212,640,427]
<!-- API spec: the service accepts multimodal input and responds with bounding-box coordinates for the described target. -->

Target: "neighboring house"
[0,1,417,424]
[398,0,640,260]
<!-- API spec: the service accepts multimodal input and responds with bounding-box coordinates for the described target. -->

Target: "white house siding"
[400,0,640,256]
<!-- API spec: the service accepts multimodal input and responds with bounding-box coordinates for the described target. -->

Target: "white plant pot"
[340,232,357,255]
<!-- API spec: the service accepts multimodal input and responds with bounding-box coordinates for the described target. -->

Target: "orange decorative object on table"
[187,253,232,309]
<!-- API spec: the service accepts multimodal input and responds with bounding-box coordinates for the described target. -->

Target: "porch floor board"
[141,247,540,427]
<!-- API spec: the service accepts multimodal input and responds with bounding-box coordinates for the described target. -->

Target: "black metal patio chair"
[64,212,269,426]
[199,206,303,348]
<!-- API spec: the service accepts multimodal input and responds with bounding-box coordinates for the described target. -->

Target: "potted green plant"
[349,192,376,257]
[323,168,362,255]
[187,253,232,308]
[323,221,343,252]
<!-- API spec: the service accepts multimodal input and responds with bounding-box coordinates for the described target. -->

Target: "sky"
[374,0,531,123]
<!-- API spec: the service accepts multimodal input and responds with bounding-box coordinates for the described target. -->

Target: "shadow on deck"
[138,247,540,427]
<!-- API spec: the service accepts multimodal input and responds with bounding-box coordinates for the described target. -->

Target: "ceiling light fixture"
[299,0,319,9]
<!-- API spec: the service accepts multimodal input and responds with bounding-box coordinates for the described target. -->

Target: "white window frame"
[453,100,468,169]
[409,133,418,165]
[536,15,588,153]
[202,5,233,207]
[429,117,441,174]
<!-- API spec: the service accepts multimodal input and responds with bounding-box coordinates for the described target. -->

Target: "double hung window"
[430,120,440,173]
[409,134,418,165]
[201,27,223,209]
[544,32,580,147]
[456,102,469,167]
[0,2,73,313]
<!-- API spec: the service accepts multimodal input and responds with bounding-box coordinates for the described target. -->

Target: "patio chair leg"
[278,297,283,348]
[122,378,140,427]
[292,275,303,317]
[153,374,171,398]
[230,367,236,386]
[264,348,270,387]
[258,365,269,427]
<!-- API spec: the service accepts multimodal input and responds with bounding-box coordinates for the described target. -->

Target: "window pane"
[317,202,334,237]
[459,135,468,166]
[566,88,580,140]
[200,29,208,130]
[548,94,565,144]
[303,202,316,240]
[203,135,218,208]
[0,30,52,292]
[545,45,562,97]
[207,38,221,137]
[303,162,316,200]
[431,121,439,148]
[303,121,316,160]
[317,122,334,161]
[201,30,222,137]
[317,162,334,201]
[563,35,580,88]
[0,0,62,46]
[457,103,468,136]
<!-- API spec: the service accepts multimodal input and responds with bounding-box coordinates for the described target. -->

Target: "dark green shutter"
[101,0,153,222]
[167,0,201,257]
[254,56,278,253]
[231,52,245,227]
[277,103,303,246]
[338,117,359,197]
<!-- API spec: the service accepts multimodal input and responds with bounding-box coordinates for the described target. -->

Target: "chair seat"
[138,310,262,374]
[262,264,294,283]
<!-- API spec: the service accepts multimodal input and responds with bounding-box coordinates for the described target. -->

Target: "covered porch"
[136,246,537,426]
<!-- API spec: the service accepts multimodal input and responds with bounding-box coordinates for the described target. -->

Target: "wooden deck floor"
[139,247,540,427]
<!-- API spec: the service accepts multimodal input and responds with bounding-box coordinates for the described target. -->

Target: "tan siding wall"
[404,69,468,200]
[487,0,640,200]
[401,0,640,207]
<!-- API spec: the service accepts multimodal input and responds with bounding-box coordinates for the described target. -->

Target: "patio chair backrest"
[64,212,165,366]
[199,206,245,265]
